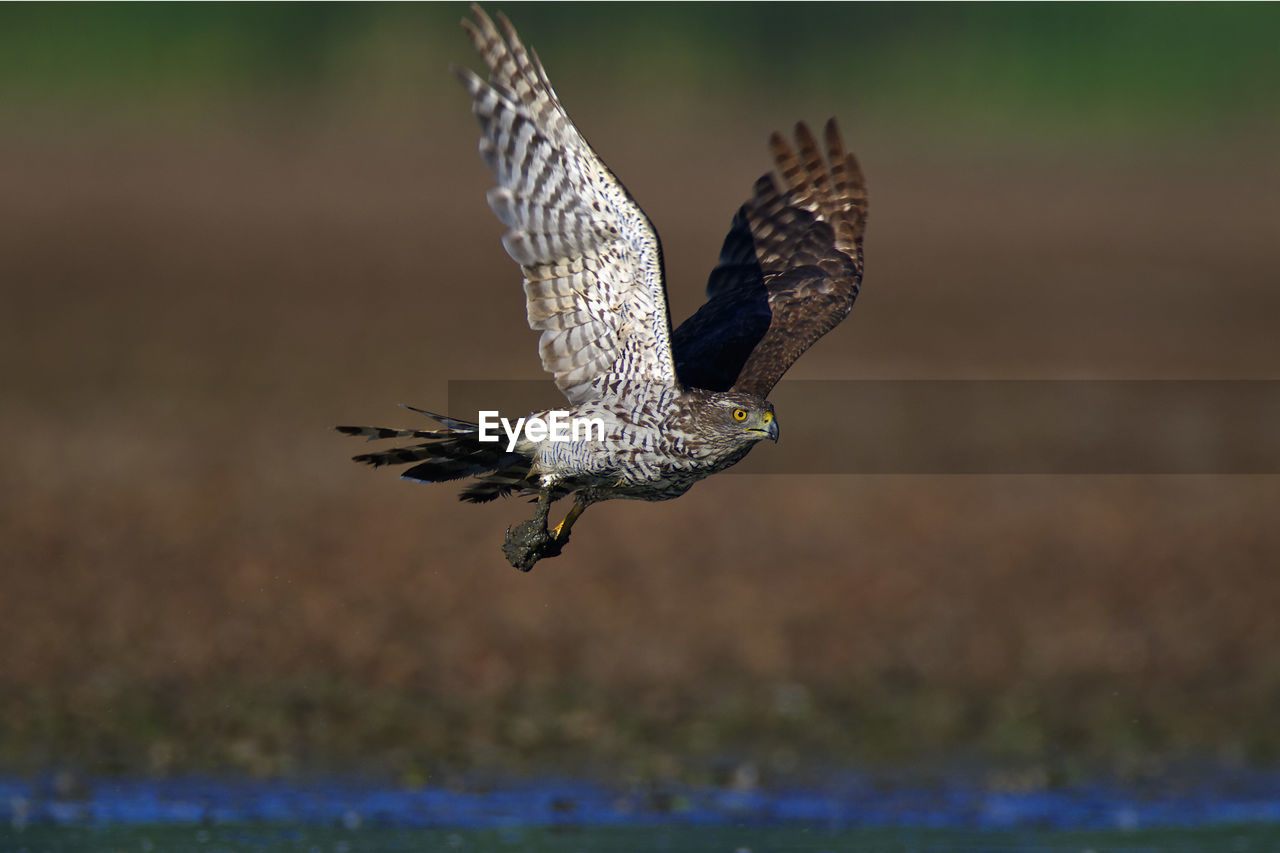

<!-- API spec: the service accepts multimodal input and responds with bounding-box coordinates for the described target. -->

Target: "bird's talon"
[502,514,566,571]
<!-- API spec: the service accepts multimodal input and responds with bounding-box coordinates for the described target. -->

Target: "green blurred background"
[4,3,1280,141]
[2,2,1279,786]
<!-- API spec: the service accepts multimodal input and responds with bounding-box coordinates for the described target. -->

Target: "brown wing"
[671,119,867,397]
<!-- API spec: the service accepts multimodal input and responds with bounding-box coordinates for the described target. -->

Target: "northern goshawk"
[339,6,868,570]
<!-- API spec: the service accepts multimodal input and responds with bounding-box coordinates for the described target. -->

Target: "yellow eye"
[733,409,748,422]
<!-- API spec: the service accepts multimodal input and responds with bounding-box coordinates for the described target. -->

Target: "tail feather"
[352,442,455,469]
[458,463,538,502]
[336,425,448,441]
[338,406,536,498]
[401,446,526,485]
[398,404,478,433]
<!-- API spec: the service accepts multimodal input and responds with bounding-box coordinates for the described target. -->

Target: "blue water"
[4,768,1280,833]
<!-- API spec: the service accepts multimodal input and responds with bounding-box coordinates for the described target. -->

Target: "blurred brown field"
[2,5,1280,782]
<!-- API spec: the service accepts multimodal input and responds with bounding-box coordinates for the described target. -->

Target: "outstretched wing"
[455,6,677,404]
[671,119,867,398]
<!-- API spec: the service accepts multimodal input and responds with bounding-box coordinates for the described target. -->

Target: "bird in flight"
[339,5,868,571]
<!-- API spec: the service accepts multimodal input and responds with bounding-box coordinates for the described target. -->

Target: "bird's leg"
[502,489,563,572]
[531,489,552,529]
[550,496,589,544]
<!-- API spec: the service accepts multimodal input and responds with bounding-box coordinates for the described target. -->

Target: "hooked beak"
[752,417,779,443]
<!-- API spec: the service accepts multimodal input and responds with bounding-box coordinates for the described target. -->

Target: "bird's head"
[687,390,779,447]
